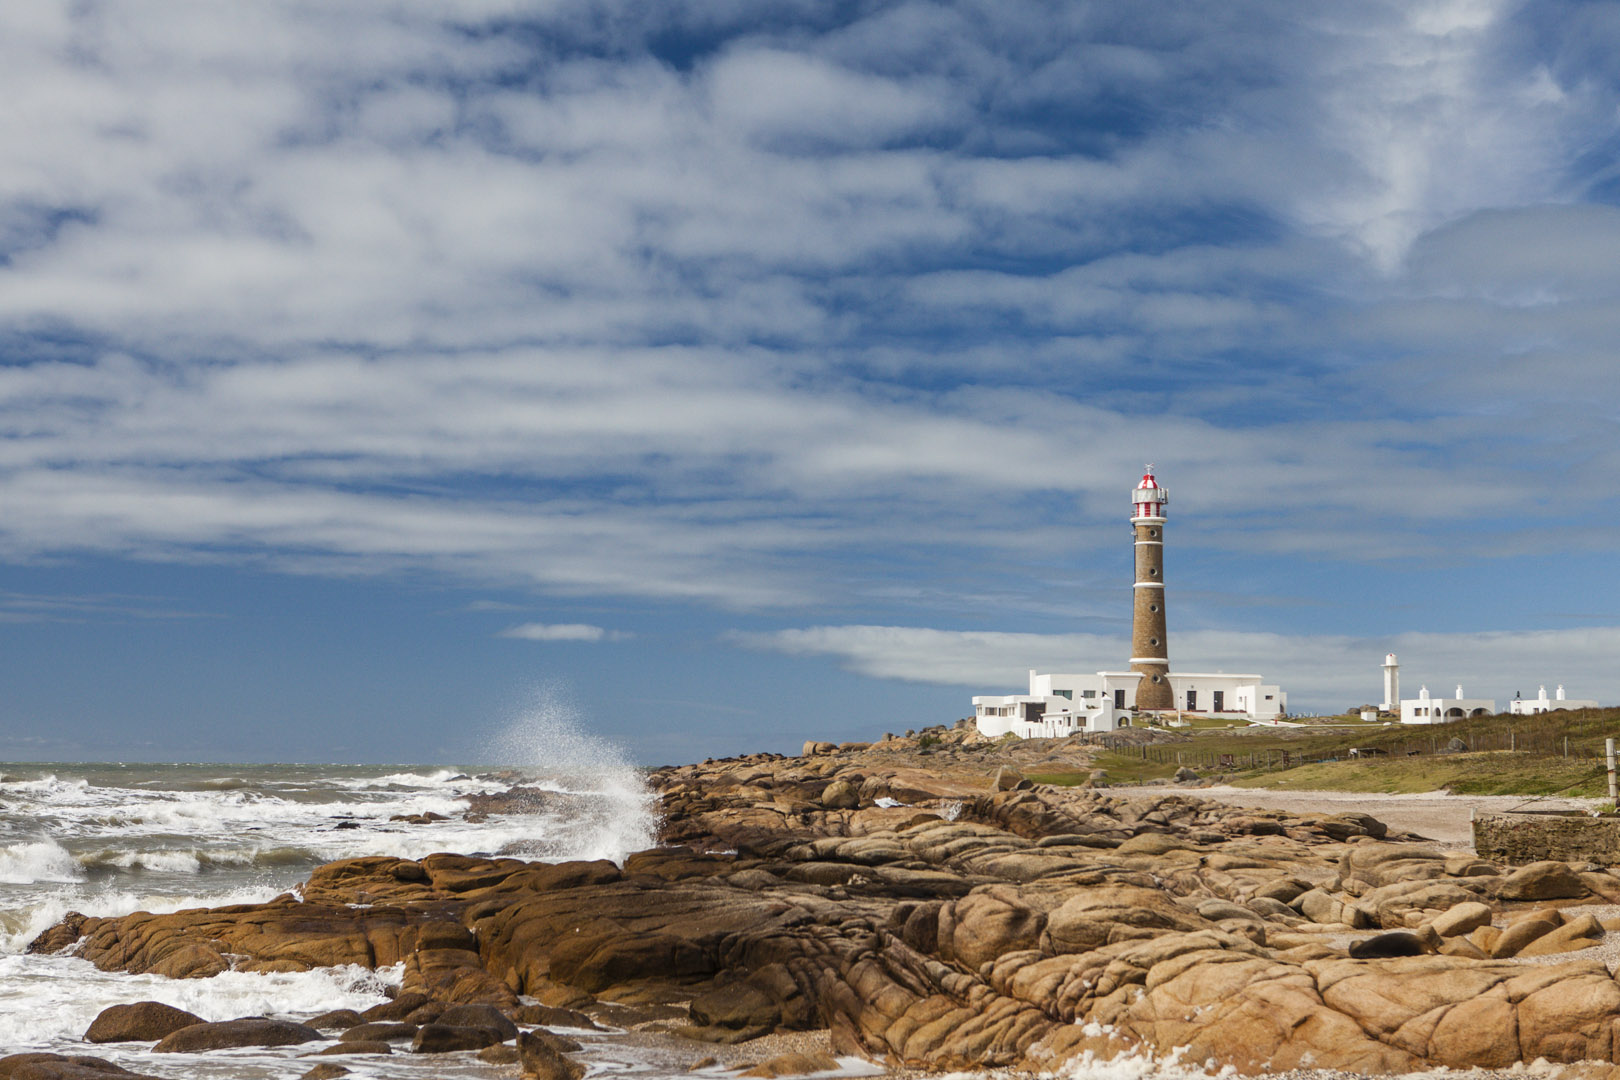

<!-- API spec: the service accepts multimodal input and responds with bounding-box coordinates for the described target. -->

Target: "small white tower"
[1557,685,1567,701]
[1456,684,1465,699]
[1381,653,1400,712]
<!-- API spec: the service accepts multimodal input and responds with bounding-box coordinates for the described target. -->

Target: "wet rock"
[518,1030,585,1080]
[311,1042,391,1056]
[511,1005,600,1030]
[84,1002,205,1043]
[152,1018,322,1053]
[305,1009,364,1031]
[738,1052,840,1077]
[479,1043,521,1064]
[299,1066,350,1080]
[0,1054,161,1080]
[340,1022,417,1042]
[411,1023,506,1053]
[434,1004,517,1040]
[359,994,431,1021]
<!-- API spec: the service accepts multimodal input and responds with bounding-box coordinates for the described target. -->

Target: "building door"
[1114,689,1124,709]
[1186,689,1197,711]
[1212,690,1224,712]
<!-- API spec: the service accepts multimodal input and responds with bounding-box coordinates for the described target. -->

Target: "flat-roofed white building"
[1509,685,1599,714]
[1401,684,1495,724]
[973,668,1288,739]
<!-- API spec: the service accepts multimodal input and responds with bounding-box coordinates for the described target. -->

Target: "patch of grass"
[1024,769,1094,786]
[1084,750,1181,785]
[1230,750,1609,797]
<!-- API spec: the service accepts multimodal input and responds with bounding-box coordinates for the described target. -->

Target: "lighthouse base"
[1132,663,1173,710]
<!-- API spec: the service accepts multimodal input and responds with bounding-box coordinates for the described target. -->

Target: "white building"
[1401,684,1495,725]
[1509,685,1599,715]
[973,667,1288,739]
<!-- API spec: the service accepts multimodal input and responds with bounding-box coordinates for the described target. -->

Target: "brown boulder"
[991,767,1027,792]
[148,944,228,979]
[511,1005,599,1030]
[152,1019,321,1052]
[340,1022,416,1042]
[0,1055,160,1080]
[819,780,858,810]
[1491,912,1560,958]
[83,1002,204,1043]
[305,1009,364,1031]
[1518,914,1604,957]
[518,1030,585,1080]
[1498,861,1588,901]
[310,1042,392,1056]
[434,1004,517,1040]
[300,1066,350,1080]
[940,887,1046,967]
[1430,901,1492,939]
[738,1053,840,1077]
[411,1023,506,1053]
[1045,885,1206,953]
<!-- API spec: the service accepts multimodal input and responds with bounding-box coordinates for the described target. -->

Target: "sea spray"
[487,682,660,863]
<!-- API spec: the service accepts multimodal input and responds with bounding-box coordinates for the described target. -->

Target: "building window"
[1054,690,1072,700]
[1186,690,1198,710]
[1264,695,1273,700]
[1114,689,1124,708]
[1081,690,1096,699]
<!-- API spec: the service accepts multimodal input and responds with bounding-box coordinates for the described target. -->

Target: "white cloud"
[730,623,1620,714]
[0,1,1615,625]
[498,622,631,643]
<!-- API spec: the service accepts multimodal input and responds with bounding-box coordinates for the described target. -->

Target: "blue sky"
[2,0,1620,764]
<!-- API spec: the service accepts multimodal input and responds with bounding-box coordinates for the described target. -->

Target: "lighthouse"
[1130,466,1172,711]
[1381,653,1400,712]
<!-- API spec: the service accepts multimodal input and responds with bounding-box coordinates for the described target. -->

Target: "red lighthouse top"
[1131,464,1168,521]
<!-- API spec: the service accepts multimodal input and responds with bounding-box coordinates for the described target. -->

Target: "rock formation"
[33,734,1620,1075]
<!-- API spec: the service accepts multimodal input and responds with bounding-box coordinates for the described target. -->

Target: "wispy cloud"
[0,0,1616,627]
[0,590,215,623]
[730,624,1620,714]
[499,622,631,643]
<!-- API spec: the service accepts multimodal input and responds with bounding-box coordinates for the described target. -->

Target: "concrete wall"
[1473,811,1620,865]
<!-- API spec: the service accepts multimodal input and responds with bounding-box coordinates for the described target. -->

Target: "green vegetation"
[1230,751,1608,797]
[1033,707,1620,797]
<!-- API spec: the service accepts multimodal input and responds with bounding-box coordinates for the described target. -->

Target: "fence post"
[1608,738,1616,802]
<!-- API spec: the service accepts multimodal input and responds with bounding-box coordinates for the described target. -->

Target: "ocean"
[0,757,1211,1080]
[0,758,662,1077]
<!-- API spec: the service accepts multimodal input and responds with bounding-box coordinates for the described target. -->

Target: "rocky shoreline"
[19,728,1620,1079]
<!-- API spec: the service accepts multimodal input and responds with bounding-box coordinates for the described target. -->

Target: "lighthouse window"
[1151,675,1161,683]
[1149,604,1159,612]
[1149,637,1159,646]
[1149,568,1158,576]
[1149,529,1158,538]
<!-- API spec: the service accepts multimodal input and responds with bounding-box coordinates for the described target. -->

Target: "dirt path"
[1118,785,1603,849]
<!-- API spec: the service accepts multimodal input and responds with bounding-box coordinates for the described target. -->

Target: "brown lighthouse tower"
[1130,466,1172,711]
